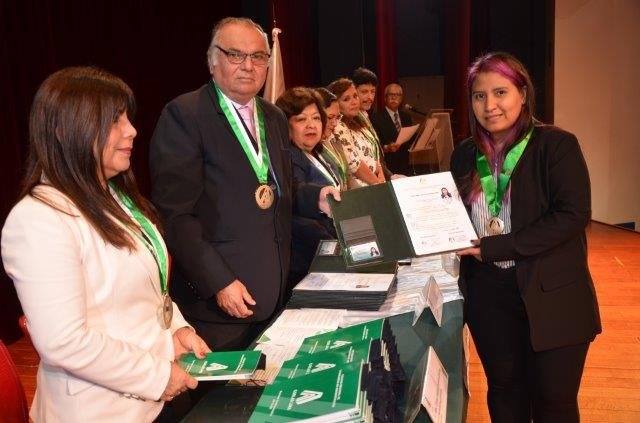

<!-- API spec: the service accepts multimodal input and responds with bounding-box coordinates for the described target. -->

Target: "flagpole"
[263,3,285,104]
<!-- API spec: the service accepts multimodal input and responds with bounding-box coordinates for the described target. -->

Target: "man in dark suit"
[149,17,339,351]
[371,83,413,175]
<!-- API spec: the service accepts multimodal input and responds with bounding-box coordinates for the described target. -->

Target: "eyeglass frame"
[385,92,403,98]
[215,44,271,66]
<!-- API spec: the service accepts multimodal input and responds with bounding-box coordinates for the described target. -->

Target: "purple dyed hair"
[463,52,536,203]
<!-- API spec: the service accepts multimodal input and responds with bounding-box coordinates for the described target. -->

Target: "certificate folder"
[310,242,398,274]
[329,172,477,268]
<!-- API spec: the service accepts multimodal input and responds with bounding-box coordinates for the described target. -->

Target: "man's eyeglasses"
[386,93,402,98]
[215,45,270,66]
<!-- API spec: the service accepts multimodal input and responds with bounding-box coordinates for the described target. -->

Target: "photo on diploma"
[348,240,382,263]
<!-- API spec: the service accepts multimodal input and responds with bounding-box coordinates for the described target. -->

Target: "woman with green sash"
[1,67,210,422]
[453,52,601,422]
[315,87,349,192]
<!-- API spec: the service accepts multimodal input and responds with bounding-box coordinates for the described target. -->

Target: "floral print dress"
[333,120,380,189]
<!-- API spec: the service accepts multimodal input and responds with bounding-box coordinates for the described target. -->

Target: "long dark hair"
[21,66,159,249]
[327,78,366,131]
[462,52,536,203]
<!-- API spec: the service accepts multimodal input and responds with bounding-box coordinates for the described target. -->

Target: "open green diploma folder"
[178,350,266,381]
[328,172,477,268]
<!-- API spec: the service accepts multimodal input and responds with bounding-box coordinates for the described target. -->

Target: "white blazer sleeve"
[1,199,171,401]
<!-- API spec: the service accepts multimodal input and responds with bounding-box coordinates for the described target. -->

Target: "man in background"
[351,67,405,179]
[371,83,413,175]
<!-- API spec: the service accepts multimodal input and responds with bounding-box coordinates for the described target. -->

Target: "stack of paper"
[252,309,347,384]
[249,318,405,422]
[288,272,396,311]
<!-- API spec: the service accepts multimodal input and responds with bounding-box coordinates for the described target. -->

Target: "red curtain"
[443,0,472,142]
[268,0,317,89]
[374,0,397,111]
[0,0,242,342]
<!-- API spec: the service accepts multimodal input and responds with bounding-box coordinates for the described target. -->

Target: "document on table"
[257,308,346,345]
[391,172,477,256]
[422,346,448,423]
[294,272,396,292]
[252,343,299,384]
[394,124,420,146]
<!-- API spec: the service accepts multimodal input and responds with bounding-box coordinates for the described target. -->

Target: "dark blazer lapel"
[206,82,236,138]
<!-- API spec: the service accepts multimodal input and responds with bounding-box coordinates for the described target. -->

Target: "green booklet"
[249,363,366,423]
[177,350,265,381]
[274,339,374,383]
[296,319,386,357]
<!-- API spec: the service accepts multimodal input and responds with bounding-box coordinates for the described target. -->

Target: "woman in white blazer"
[1,67,211,422]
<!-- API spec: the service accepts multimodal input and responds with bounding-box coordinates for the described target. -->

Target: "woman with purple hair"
[453,52,601,422]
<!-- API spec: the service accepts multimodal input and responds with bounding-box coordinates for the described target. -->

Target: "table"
[183,300,468,422]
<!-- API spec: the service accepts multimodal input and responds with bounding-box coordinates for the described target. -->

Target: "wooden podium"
[409,110,454,173]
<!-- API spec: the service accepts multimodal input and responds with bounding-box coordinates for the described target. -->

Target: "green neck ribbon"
[321,144,347,186]
[213,82,270,184]
[110,182,168,295]
[475,125,534,217]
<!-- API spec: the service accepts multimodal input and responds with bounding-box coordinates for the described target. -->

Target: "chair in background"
[0,340,29,423]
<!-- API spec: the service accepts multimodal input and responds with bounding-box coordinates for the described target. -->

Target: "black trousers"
[465,259,589,423]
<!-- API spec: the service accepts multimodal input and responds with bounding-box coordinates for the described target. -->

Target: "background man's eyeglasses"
[215,45,270,65]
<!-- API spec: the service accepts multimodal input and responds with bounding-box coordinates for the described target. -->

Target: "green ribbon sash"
[476,126,534,217]
[110,183,168,295]
[213,82,270,184]
[321,144,347,187]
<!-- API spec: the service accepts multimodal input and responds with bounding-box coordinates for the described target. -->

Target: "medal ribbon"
[320,145,347,186]
[357,112,381,160]
[476,125,534,217]
[304,151,340,188]
[360,126,380,160]
[110,182,168,295]
[213,83,270,184]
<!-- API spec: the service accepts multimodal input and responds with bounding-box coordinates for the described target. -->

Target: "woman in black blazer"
[276,87,338,289]
[452,52,601,423]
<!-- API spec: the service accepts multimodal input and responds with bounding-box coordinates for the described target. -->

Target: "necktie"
[393,111,401,132]
[238,105,257,142]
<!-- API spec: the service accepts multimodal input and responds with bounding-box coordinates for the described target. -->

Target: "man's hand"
[319,186,341,217]
[385,143,400,153]
[215,280,256,318]
[172,327,212,360]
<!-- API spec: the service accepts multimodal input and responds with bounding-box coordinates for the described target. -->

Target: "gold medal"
[487,217,505,235]
[161,294,173,329]
[255,184,274,209]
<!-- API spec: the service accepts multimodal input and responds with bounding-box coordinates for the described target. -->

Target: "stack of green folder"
[249,319,405,422]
